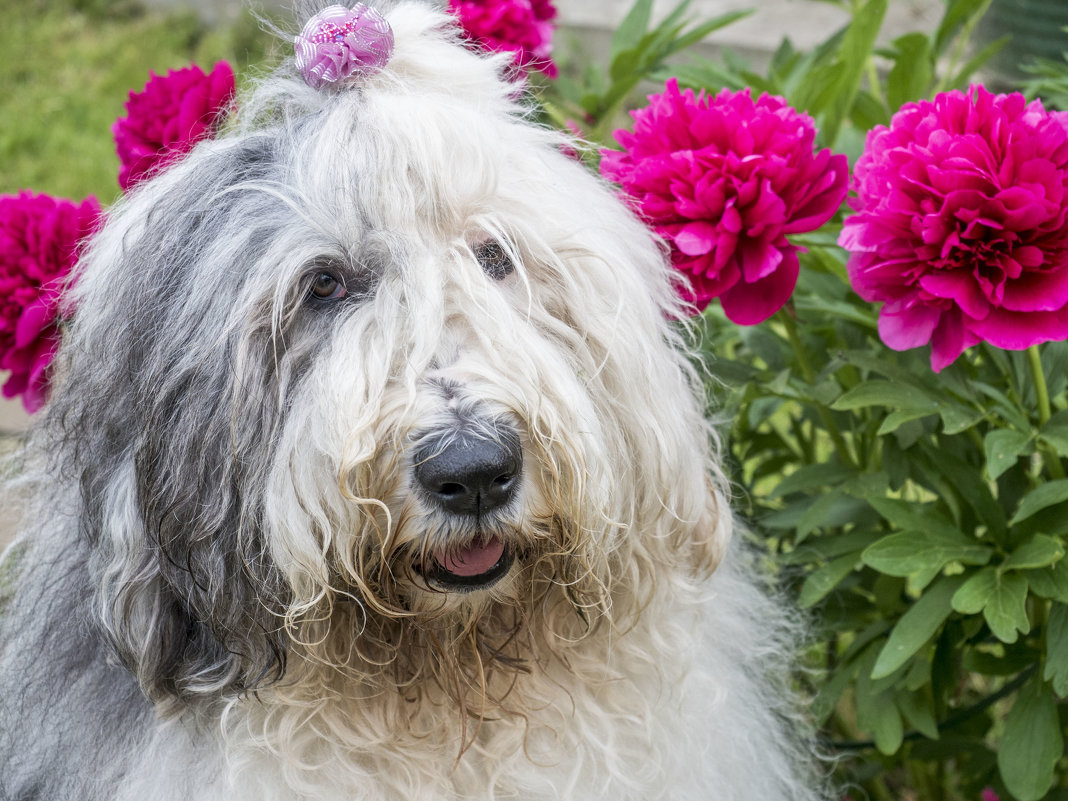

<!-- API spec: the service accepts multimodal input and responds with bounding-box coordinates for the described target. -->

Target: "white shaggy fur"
[0,3,827,799]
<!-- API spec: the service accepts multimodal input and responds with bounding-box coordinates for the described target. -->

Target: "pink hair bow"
[295,4,394,90]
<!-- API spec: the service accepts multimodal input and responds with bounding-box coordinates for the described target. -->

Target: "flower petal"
[719,248,799,325]
[674,221,719,256]
[878,298,941,351]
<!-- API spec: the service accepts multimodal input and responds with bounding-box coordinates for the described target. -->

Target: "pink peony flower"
[0,192,101,412]
[448,0,558,78]
[839,85,1068,371]
[601,79,849,324]
[113,61,236,192]
[981,789,1001,801]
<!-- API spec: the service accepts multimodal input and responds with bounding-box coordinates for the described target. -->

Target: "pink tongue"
[434,537,505,577]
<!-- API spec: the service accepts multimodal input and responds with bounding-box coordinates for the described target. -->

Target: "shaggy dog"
[0,3,825,799]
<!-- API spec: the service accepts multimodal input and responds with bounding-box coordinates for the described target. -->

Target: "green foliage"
[545,0,751,145]
[546,1,1067,799]
[0,0,274,201]
[999,677,1063,800]
[1024,48,1068,111]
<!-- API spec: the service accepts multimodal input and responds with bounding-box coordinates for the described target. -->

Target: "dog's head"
[42,1,729,714]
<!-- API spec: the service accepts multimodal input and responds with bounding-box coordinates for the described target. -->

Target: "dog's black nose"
[414,431,522,516]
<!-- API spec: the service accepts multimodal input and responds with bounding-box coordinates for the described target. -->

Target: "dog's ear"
[82,322,293,708]
[41,138,296,707]
[131,355,290,704]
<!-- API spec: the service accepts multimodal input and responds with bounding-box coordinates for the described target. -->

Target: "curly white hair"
[0,3,827,799]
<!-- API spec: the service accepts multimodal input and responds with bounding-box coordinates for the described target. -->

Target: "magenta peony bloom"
[0,192,101,412]
[839,85,1068,371]
[981,789,1001,801]
[601,80,849,324]
[448,0,558,78]
[113,61,236,192]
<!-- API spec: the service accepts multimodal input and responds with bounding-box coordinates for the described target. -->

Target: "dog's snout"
[415,431,522,516]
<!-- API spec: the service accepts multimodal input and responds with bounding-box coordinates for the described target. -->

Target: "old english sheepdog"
[0,3,826,799]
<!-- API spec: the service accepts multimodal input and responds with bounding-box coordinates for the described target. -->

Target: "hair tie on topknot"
[295,4,394,90]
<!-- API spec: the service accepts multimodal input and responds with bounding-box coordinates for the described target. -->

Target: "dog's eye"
[475,241,515,281]
[309,271,347,301]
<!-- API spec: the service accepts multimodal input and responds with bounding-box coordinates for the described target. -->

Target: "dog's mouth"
[418,535,515,592]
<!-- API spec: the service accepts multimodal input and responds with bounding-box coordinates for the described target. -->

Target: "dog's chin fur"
[0,2,828,799]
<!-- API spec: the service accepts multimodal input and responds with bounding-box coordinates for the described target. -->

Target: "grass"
[0,0,276,203]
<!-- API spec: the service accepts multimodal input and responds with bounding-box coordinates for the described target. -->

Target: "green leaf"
[984,429,1033,481]
[799,553,857,608]
[1028,560,1068,604]
[946,35,1009,90]
[1039,415,1068,457]
[830,380,979,434]
[791,59,847,120]
[1040,342,1068,398]
[1010,479,1068,526]
[842,471,890,500]
[952,567,1030,644]
[796,491,850,541]
[948,568,998,615]
[1003,535,1065,572]
[783,529,881,566]
[882,439,908,490]
[965,645,1043,676]
[664,11,752,58]
[937,403,984,436]
[920,444,1008,540]
[933,0,989,56]
[604,3,751,109]
[1045,603,1068,697]
[819,0,887,148]
[793,295,877,330]
[769,35,798,79]
[973,380,1032,431]
[998,677,1063,801]
[865,497,960,540]
[862,529,992,588]
[648,0,691,35]
[871,574,965,679]
[664,60,747,93]
[849,88,890,131]
[871,699,904,755]
[856,644,904,755]
[877,408,937,436]
[841,619,893,664]
[886,33,932,109]
[812,659,860,725]
[608,46,644,83]
[770,462,855,498]
[896,688,939,740]
[610,0,654,62]
[831,380,936,412]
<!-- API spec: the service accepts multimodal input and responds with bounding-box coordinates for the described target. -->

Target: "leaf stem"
[1028,344,1053,427]
[865,58,884,107]
[1027,344,1066,480]
[779,309,856,468]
